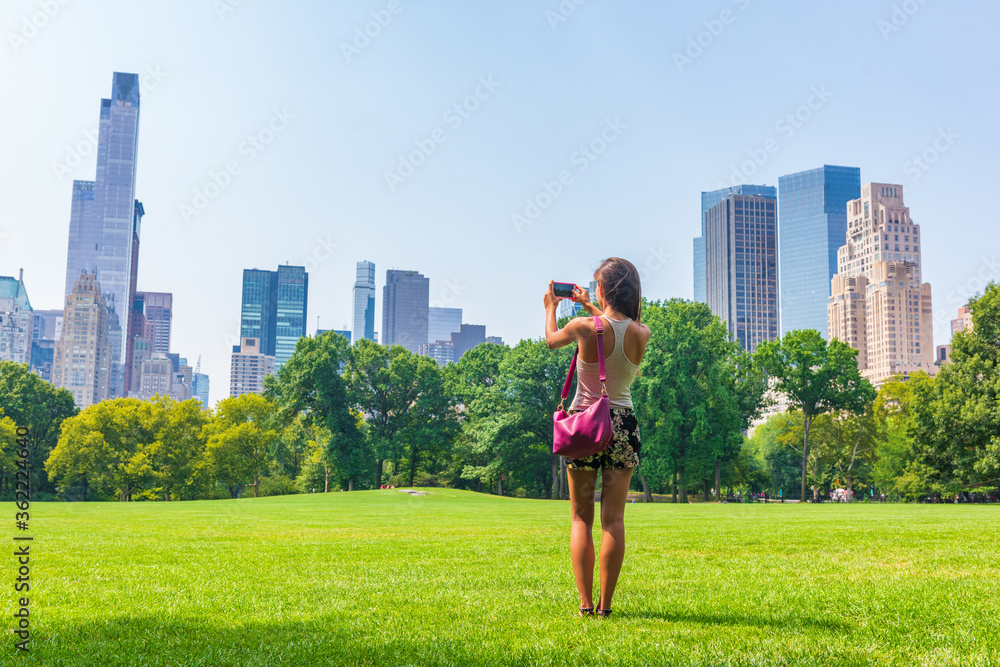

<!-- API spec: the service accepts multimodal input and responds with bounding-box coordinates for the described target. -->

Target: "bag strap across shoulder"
[559,316,608,404]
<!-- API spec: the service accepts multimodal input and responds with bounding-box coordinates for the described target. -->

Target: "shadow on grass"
[625,609,852,632]
[27,615,567,667]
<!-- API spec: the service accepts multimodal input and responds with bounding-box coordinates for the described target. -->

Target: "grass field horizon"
[9,488,999,666]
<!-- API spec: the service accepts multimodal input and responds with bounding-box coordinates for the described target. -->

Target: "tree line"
[1,283,997,502]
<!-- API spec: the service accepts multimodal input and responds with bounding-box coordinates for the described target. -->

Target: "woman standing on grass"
[544,257,650,618]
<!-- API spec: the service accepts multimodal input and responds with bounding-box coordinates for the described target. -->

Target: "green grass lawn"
[7,489,1000,666]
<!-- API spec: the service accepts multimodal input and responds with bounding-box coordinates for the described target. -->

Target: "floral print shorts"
[565,407,641,471]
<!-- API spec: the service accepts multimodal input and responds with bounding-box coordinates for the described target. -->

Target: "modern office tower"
[53,274,112,408]
[230,337,276,397]
[31,309,63,382]
[332,329,352,344]
[703,187,779,352]
[951,305,973,336]
[0,270,33,365]
[694,185,774,305]
[275,265,308,366]
[129,336,152,395]
[240,265,308,367]
[352,260,377,344]
[418,341,455,367]
[692,237,706,303]
[777,165,861,338]
[452,324,487,361]
[192,371,210,409]
[428,307,462,344]
[486,336,505,346]
[827,183,933,385]
[138,292,173,353]
[382,269,429,354]
[241,268,278,355]
[30,309,62,382]
[62,73,144,387]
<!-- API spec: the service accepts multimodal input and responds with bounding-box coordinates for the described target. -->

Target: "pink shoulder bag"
[552,316,614,459]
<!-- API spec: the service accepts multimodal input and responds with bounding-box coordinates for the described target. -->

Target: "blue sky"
[1,0,998,406]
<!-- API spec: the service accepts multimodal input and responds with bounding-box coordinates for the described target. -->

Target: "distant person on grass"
[544,257,651,619]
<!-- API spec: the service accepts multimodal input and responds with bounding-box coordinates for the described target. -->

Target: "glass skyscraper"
[704,187,778,352]
[352,260,376,344]
[778,165,861,338]
[382,269,429,354]
[63,72,143,396]
[240,265,308,367]
[428,307,462,344]
[274,265,308,366]
[694,185,775,304]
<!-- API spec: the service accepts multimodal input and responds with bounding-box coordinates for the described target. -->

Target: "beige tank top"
[568,316,640,411]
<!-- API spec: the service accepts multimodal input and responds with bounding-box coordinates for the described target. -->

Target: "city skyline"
[2,1,997,407]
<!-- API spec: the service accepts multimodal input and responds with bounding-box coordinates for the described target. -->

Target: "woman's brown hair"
[594,257,642,323]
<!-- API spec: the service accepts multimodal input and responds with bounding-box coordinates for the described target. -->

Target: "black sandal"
[596,608,613,617]
[579,606,594,617]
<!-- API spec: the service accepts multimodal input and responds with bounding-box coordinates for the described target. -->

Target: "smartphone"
[552,282,576,298]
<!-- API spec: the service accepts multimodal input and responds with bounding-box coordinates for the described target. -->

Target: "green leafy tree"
[266,331,369,490]
[148,396,211,501]
[633,299,762,503]
[0,412,18,484]
[756,330,876,502]
[205,394,279,498]
[910,282,1000,491]
[343,339,422,488]
[46,398,160,501]
[444,342,509,493]
[0,361,77,494]
[399,355,458,487]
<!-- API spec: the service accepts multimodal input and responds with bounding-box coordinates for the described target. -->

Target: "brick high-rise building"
[951,305,973,337]
[53,274,113,408]
[827,183,933,385]
[230,337,276,398]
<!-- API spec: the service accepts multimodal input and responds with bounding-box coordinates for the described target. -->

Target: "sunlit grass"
[9,490,999,666]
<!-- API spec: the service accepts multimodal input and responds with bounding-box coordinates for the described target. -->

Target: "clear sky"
[2,0,998,406]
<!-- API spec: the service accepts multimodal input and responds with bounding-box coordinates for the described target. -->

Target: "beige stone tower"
[827,183,934,385]
[53,273,112,408]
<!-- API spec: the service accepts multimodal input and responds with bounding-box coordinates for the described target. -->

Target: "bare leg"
[598,466,634,611]
[568,467,598,610]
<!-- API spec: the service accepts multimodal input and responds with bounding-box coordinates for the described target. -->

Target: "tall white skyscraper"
[352,260,377,345]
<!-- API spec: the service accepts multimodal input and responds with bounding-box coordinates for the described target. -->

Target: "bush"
[258,475,298,497]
